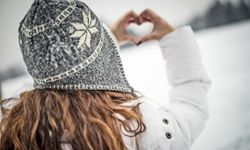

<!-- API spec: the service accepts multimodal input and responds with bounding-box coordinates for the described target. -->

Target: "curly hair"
[0,89,146,150]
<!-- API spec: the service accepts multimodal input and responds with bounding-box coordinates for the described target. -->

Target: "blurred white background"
[1,0,250,150]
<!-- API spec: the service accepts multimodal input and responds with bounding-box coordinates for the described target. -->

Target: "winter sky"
[83,0,243,25]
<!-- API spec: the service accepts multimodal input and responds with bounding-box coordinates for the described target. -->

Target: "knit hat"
[18,0,134,93]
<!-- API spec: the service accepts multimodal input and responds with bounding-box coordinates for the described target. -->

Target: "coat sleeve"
[159,26,211,147]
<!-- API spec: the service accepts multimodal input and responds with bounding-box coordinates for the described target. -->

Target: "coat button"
[165,132,172,139]
[163,119,169,124]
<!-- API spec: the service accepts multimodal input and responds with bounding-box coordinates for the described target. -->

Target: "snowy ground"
[2,20,250,149]
[190,21,250,150]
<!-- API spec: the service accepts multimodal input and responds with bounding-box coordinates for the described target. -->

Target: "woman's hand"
[111,10,140,45]
[138,9,176,43]
[111,9,176,45]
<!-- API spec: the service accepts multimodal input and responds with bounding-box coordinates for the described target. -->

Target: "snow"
[2,20,250,149]
[191,21,250,150]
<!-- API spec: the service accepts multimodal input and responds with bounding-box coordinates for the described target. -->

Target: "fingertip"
[142,8,149,13]
[130,10,139,17]
[128,10,134,14]
[137,41,143,46]
[138,17,143,24]
[128,18,135,22]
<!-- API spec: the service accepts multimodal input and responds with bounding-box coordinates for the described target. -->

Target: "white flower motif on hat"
[70,11,98,48]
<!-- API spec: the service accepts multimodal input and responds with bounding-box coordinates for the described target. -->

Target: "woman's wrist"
[157,20,176,40]
[111,28,120,42]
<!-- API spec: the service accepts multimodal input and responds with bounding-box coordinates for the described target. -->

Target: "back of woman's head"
[0,90,145,150]
[1,0,146,149]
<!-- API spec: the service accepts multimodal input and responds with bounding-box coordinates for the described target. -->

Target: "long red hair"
[0,89,145,150]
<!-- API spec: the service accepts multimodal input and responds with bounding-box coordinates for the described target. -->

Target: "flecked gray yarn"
[18,0,134,93]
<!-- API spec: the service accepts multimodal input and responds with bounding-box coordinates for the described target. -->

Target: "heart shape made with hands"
[112,9,173,45]
[124,11,156,45]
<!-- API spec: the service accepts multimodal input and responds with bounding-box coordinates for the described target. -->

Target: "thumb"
[125,35,140,45]
[138,33,157,44]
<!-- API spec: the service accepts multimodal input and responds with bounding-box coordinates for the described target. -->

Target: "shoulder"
[135,96,190,150]
[135,97,174,149]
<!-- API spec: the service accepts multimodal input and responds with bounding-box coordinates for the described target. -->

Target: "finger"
[138,33,157,43]
[139,9,158,23]
[118,10,137,25]
[120,11,138,26]
[125,35,140,44]
[138,15,150,24]
[138,10,151,24]
[127,17,137,24]
[141,9,155,17]
[125,10,139,22]
[140,15,151,24]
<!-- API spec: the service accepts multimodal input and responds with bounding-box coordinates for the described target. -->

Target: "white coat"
[119,26,211,150]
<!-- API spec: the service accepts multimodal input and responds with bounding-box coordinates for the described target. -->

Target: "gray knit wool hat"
[18,0,134,93]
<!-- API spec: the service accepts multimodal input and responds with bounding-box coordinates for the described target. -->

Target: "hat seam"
[35,83,132,93]
[102,25,132,89]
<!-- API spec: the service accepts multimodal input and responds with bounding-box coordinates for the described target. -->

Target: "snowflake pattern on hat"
[70,11,98,48]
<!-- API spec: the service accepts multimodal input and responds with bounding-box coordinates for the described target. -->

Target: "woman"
[0,0,211,150]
